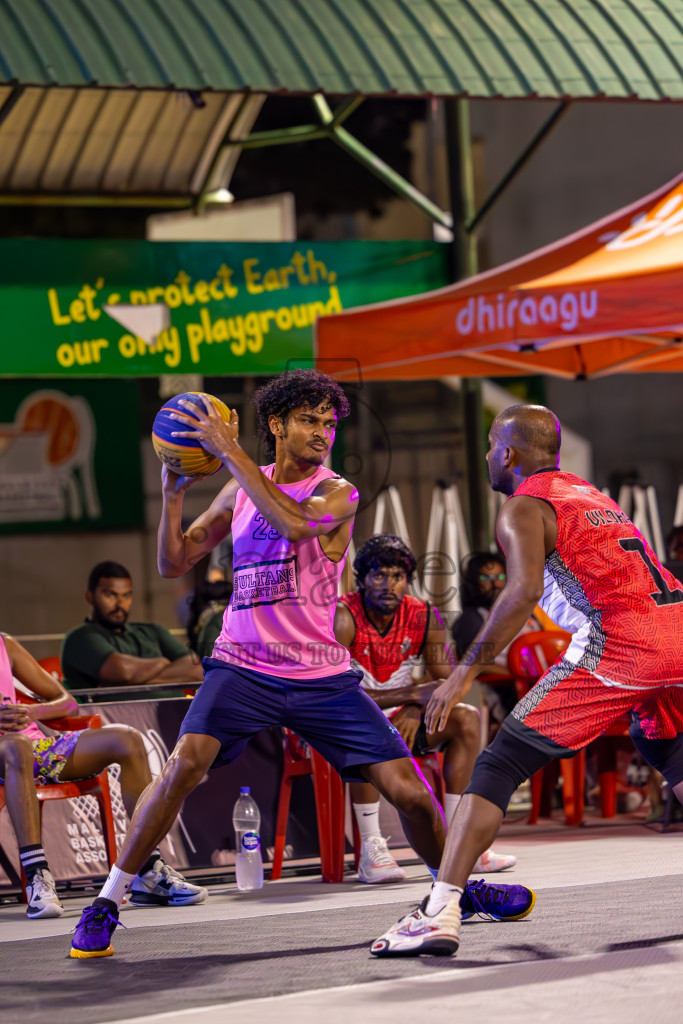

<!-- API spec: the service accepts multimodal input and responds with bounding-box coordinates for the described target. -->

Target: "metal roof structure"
[3,0,683,207]
[4,0,683,100]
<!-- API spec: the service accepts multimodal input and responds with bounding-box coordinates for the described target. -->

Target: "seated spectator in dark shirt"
[61,561,203,700]
[452,552,540,726]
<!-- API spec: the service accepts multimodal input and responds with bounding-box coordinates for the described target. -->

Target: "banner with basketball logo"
[0,380,143,533]
[0,240,448,377]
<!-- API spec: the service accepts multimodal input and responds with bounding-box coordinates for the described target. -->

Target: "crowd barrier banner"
[0,698,323,889]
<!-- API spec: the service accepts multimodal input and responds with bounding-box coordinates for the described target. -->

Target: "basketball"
[152,392,230,477]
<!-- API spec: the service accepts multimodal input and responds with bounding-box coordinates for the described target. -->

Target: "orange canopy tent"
[316,173,683,381]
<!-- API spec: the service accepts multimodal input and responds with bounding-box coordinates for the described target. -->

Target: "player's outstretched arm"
[425,496,546,732]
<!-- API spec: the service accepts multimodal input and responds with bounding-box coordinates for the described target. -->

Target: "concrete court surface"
[1,818,681,1024]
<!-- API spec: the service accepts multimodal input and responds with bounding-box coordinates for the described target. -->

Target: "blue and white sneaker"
[26,868,63,919]
[128,858,207,907]
[370,895,461,957]
[461,878,536,920]
[70,905,122,958]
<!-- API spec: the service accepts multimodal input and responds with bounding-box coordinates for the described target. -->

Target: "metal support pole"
[444,98,488,550]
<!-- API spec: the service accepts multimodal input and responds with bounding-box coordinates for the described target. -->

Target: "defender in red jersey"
[336,535,515,883]
[372,404,683,958]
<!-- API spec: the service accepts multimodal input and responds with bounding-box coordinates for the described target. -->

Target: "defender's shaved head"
[487,404,561,494]
[492,405,561,459]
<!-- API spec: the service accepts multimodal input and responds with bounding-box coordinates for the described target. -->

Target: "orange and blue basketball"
[152,392,230,477]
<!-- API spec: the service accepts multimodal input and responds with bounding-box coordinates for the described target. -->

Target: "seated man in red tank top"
[336,535,516,884]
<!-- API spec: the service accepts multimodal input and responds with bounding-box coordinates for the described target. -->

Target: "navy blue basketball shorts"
[178,658,410,782]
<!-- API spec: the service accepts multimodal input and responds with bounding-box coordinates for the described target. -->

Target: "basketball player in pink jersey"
[71,369,460,957]
[372,404,683,957]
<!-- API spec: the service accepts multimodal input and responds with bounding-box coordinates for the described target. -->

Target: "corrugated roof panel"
[127,92,193,191]
[205,0,287,90]
[443,1,536,95]
[636,0,683,82]
[42,0,128,85]
[44,89,108,189]
[0,5,49,84]
[611,0,683,97]
[372,0,463,95]
[99,91,167,190]
[9,88,74,189]
[164,92,236,192]
[8,0,88,84]
[413,1,499,95]
[0,87,43,187]
[277,0,357,94]
[59,90,137,190]
[506,1,599,96]
[5,2,683,100]
[301,0,394,95]
[47,0,169,87]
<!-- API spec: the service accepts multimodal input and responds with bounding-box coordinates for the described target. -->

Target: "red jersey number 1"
[618,537,683,607]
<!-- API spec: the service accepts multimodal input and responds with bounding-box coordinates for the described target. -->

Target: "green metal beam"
[328,95,365,127]
[467,102,570,233]
[312,94,452,230]
[210,92,452,229]
[0,193,192,207]
[233,125,330,148]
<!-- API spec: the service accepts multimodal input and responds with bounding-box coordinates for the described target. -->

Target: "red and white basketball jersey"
[508,470,683,686]
[338,591,430,691]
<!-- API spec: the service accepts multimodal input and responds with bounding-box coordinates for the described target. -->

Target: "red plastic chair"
[0,692,118,901]
[37,656,63,681]
[589,716,635,817]
[507,630,585,825]
[271,730,346,883]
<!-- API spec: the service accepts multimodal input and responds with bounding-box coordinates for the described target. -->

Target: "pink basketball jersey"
[0,635,43,742]
[213,464,352,679]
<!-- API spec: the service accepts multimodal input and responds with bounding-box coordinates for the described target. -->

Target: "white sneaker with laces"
[472,848,517,873]
[129,858,208,906]
[358,836,406,884]
[371,895,461,957]
[26,868,64,919]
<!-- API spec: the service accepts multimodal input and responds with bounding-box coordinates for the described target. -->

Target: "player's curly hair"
[353,535,416,590]
[253,368,351,461]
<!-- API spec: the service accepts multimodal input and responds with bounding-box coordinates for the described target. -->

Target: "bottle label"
[242,832,260,852]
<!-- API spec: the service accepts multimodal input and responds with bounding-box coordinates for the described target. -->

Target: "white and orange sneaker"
[472,848,517,873]
[358,836,407,884]
[370,895,461,957]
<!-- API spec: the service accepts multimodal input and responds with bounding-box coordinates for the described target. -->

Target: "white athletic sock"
[97,866,136,909]
[426,880,464,917]
[353,802,382,841]
[444,793,462,827]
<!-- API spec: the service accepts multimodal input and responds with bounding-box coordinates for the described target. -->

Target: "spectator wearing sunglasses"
[452,553,541,727]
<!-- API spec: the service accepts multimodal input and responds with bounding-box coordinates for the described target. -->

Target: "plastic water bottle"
[232,786,263,891]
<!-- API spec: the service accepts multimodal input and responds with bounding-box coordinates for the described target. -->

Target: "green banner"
[0,240,448,377]
[0,380,143,533]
